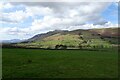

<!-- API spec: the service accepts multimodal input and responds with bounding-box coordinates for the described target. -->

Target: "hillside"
[15,28,119,49]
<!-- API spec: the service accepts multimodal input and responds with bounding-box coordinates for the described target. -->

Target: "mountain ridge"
[14,27,119,49]
[2,39,23,43]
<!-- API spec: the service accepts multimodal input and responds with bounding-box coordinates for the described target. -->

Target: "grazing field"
[2,48,118,78]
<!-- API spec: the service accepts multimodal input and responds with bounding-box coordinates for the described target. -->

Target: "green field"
[2,48,118,78]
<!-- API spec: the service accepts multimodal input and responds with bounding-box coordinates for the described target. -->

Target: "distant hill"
[15,28,119,49]
[2,39,22,43]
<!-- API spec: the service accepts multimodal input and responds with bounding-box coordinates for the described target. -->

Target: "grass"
[38,34,83,47]
[2,48,118,78]
[16,33,112,49]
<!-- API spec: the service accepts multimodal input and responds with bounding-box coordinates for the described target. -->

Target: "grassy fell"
[11,28,119,49]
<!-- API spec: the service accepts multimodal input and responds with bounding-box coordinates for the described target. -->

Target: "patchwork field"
[2,48,118,78]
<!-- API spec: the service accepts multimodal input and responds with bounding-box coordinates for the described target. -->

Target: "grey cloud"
[93,21,108,25]
[10,2,111,15]
[93,18,108,25]
[1,2,114,35]
[4,2,111,24]
[1,16,18,23]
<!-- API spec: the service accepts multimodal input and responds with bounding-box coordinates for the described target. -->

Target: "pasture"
[2,48,118,78]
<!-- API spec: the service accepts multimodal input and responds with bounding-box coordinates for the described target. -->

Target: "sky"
[0,2,118,40]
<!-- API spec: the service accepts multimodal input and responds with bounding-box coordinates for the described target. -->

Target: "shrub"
[55,45,67,49]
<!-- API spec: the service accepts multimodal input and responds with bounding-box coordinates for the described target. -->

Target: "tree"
[78,44,82,49]
[55,45,59,49]
[55,45,67,49]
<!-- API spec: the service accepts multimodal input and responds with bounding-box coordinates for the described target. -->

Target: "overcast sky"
[0,2,118,40]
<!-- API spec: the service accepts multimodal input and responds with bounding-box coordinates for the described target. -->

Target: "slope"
[15,28,119,49]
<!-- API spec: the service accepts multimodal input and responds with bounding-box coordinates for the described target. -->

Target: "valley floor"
[2,48,118,78]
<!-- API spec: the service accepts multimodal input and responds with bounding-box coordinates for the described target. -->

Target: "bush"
[78,44,82,49]
[55,45,67,49]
